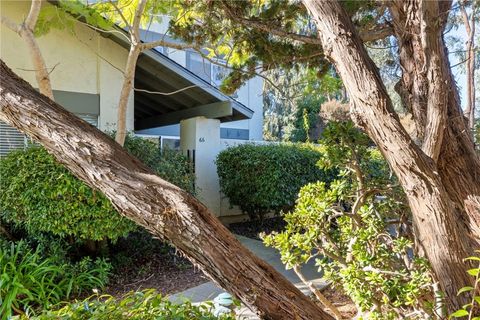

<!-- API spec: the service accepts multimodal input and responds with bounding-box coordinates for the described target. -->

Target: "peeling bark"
[0,60,333,320]
[302,0,478,312]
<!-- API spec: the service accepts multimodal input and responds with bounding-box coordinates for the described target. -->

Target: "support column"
[180,116,221,216]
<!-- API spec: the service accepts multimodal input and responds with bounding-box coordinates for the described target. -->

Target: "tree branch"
[293,265,343,320]
[0,15,20,33]
[139,39,193,51]
[24,0,42,31]
[108,0,132,34]
[221,0,392,46]
[358,23,394,42]
[131,0,147,42]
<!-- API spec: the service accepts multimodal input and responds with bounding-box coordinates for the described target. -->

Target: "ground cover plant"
[0,240,110,319]
[21,290,234,320]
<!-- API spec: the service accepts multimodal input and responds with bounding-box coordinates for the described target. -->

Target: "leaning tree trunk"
[0,60,333,320]
[302,0,478,312]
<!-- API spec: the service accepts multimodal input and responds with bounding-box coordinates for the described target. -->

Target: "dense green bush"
[123,134,195,194]
[264,121,433,319]
[0,240,110,319]
[0,147,135,242]
[26,290,234,320]
[216,143,333,221]
[0,134,195,242]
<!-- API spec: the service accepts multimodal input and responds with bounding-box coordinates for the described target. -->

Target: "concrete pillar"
[180,116,221,215]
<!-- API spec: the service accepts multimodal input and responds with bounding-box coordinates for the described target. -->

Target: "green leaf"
[457,286,474,295]
[467,268,480,277]
[465,256,480,262]
[450,309,469,318]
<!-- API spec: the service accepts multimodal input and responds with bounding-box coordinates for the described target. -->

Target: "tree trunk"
[390,0,480,242]
[114,45,140,146]
[0,60,334,320]
[302,0,477,312]
[18,27,54,100]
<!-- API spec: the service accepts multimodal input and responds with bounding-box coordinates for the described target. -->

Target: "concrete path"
[169,235,327,319]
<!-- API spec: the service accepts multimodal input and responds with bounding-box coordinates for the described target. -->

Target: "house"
[0,1,264,220]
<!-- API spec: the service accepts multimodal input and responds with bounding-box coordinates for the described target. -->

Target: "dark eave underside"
[101,31,253,130]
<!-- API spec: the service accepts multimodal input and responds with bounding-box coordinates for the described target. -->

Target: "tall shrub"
[216,143,333,221]
[0,147,134,242]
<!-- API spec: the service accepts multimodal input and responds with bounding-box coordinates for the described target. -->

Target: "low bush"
[0,240,110,319]
[26,290,234,320]
[216,143,333,221]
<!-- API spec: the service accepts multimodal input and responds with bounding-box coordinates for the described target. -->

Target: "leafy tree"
[163,0,479,311]
[265,122,433,318]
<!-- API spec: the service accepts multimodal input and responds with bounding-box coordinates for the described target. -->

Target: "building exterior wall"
[0,1,134,132]
[138,19,264,141]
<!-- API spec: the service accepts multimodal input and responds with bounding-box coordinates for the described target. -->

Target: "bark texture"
[0,60,334,320]
[302,0,479,311]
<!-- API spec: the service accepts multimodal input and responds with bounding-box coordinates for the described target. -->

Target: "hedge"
[0,134,194,242]
[216,143,333,221]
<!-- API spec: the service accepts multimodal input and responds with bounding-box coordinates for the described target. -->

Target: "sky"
[449,25,469,109]
[447,3,478,111]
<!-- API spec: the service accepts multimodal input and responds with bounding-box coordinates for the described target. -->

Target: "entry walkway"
[169,235,327,319]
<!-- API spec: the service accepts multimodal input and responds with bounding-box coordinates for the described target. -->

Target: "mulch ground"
[103,231,208,297]
[228,216,286,240]
[106,256,208,297]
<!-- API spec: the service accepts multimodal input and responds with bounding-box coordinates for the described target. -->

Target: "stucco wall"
[0,1,134,132]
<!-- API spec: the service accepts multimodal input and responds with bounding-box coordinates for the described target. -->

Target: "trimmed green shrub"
[216,143,333,221]
[0,147,134,242]
[0,134,195,242]
[28,289,234,320]
[123,134,195,195]
[0,240,110,319]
